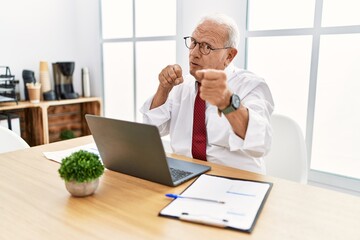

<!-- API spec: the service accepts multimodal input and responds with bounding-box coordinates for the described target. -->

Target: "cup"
[39,61,51,93]
[26,83,42,103]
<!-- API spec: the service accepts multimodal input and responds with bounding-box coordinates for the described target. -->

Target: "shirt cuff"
[139,95,171,126]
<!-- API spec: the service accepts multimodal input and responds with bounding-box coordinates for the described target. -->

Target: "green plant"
[58,150,104,183]
[60,130,75,140]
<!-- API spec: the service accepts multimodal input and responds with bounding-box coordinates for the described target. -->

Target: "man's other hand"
[158,64,184,91]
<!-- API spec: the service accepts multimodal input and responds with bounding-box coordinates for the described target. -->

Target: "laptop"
[85,114,211,186]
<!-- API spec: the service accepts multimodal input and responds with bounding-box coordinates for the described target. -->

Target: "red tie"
[192,83,207,161]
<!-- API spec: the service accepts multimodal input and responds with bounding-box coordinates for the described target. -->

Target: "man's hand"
[150,64,183,109]
[158,64,184,91]
[196,69,249,139]
[195,69,232,110]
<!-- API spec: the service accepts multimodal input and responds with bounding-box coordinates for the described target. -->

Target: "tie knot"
[197,82,201,94]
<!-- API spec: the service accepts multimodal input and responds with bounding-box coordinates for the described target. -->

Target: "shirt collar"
[225,63,235,79]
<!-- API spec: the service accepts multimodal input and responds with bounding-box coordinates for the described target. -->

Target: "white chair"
[0,126,30,153]
[265,114,308,183]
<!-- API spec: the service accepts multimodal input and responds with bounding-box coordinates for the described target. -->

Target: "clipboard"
[159,174,272,233]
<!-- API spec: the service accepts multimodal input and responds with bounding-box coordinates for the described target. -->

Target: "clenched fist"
[195,69,232,110]
[158,64,184,91]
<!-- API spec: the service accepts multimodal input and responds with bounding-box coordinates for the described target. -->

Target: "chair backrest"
[0,126,30,153]
[265,114,308,183]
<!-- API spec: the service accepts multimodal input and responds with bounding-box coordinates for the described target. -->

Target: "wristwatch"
[220,93,241,115]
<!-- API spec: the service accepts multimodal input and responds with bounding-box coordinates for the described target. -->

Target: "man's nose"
[190,43,202,56]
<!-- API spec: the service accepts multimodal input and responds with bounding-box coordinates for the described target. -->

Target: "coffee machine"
[52,62,79,99]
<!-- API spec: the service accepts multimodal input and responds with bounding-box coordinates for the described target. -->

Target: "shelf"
[0,97,102,146]
[0,66,17,104]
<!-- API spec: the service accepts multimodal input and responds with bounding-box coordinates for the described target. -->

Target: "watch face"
[232,94,241,108]
[221,94,241,115]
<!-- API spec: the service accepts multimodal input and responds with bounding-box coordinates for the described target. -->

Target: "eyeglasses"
[184,36,231,55]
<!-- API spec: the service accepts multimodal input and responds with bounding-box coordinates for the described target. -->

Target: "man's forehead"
[193,22,226,45]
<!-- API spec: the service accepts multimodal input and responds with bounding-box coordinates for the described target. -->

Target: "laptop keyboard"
[169,167,193,182]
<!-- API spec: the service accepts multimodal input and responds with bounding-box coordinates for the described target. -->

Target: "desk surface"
[1,136,359,240]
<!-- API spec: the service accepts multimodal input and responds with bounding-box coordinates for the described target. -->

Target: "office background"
[1,0,359,195]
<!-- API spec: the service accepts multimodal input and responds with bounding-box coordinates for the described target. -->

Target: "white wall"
[0,0,102,100]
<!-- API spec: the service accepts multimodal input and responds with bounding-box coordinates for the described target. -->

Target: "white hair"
[197,13,240,49]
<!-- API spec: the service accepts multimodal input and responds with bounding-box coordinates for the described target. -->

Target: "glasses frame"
[183,36,231,55]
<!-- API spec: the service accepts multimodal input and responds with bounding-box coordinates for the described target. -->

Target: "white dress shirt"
[140,64,274,174]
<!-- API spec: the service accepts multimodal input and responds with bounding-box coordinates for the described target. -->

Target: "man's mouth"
[191,62,200,67]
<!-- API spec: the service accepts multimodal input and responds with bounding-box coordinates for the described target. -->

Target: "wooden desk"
[0,136,359,240]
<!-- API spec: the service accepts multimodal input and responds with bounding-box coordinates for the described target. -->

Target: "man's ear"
[225,48,238,66]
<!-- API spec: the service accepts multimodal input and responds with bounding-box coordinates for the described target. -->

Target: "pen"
[180,213,228,228]
[165,193,226,204]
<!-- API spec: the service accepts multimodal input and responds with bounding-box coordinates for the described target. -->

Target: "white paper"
[43,143,101,163]
[160,174,271,231]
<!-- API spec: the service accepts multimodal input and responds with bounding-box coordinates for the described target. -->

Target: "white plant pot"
[65,178,99,197]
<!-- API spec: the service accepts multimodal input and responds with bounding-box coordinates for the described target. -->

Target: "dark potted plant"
[60,129,75,140]
[58,150,104,197]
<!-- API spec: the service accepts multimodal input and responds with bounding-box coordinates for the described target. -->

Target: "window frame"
[244,0,360,194]
[99,0,177,121]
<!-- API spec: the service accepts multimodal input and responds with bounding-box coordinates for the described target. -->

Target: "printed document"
[160,174,272,232]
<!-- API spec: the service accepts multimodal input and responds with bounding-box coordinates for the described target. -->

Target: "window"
[101,0,133,38]
[246,0,360,191]
[247,36,312,135]
[100,0,176,121]
[136,41,176,114]
[312,34,360,179]
[321,0,360,27]
[102,42,134,121]
[248,0,315,30]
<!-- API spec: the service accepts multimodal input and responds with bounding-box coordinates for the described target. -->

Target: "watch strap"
[220,94,240,115]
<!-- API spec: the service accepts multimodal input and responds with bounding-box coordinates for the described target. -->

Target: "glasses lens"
[184,37,211,55]
[199,43,211,55]
[185,37,193,49]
